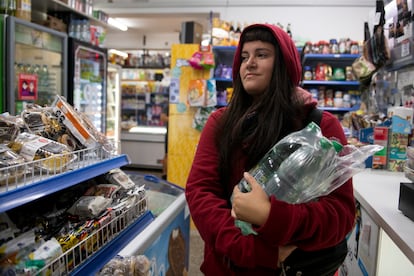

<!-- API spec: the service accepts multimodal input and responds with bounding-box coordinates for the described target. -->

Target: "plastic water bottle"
[271,137,342,203]
[238,122,342,203]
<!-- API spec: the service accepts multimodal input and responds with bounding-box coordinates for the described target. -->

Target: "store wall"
[103,6,374,50]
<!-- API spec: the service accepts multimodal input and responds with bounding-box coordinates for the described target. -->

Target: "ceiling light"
[109,49,128,59]
[108,17,128,31]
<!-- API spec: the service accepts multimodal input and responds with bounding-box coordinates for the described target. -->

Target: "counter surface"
[352,169,414,264]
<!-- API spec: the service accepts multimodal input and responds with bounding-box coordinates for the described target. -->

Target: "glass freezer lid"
[126,172,182,196]
[126,172,183,216]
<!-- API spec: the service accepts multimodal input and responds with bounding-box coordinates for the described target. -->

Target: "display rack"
[37,196,152,276]
[301,53,361,112]
[212,46,236,106]
[0,146,155,275]
[0,147,127,212]
[31,0,116,30]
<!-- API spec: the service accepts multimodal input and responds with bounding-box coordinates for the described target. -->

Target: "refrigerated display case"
[107,63,122,153]
[120,67,169,169]
[0,15,68,115]
[120,68,169,127]
[116,172,190,276]
[67,37,107,134]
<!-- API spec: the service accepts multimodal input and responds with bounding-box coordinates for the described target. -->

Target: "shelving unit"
[121,68,169,128]
[212,46,236,106]
[0,146,154,275]
[301,53,361,113]
[31,0,116,30]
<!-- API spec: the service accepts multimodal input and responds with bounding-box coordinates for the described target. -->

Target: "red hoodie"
[185,24,355,275]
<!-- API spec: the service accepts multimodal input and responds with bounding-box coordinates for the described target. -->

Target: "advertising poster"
[18,73,38,100]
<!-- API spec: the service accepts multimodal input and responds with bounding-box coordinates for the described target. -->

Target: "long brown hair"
[216,27,305,186]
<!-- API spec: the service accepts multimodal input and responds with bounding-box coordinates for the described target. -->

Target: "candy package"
[8,132,77,173]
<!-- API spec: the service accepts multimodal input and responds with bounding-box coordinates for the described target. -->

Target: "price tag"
[401,41,410,57]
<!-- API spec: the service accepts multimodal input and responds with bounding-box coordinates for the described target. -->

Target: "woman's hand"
[231,172,271,226]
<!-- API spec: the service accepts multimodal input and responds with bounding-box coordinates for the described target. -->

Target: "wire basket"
[0,146,114,192]
[34,195,148,275]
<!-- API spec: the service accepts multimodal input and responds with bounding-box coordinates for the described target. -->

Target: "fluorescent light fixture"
[108,17,128,31]
[109,49,128,59]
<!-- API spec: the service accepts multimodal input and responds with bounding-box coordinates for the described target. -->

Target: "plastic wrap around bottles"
[234,122,383,235]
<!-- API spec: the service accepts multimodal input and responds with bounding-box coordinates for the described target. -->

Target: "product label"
[20,136,51,161]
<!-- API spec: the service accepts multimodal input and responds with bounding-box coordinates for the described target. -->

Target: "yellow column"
[167,44,211,189]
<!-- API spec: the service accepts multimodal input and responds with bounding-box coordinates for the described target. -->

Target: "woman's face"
[240,40,275,99]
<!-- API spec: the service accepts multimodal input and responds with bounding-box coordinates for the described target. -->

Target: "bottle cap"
[319,137,332,150]
[306,121,321,133]
[331,140,343,153]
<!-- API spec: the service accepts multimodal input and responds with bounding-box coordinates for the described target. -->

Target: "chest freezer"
[117,172,190,275]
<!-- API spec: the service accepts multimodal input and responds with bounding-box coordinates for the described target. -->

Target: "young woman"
[185,23,356,275]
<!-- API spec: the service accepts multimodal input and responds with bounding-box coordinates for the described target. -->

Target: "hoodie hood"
[232,23,302,86]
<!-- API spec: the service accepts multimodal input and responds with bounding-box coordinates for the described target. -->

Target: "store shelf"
[302,53,360,62]
[0,148,130,213]
[214,77,233,82]
[301,53,361,112]
[32,0,116,30]
[319,105,360,112]
[302,80,360,86]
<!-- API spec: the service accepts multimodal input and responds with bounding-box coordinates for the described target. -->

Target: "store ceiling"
[93,0,375,34]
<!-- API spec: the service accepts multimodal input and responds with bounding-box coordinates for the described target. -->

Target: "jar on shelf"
[319,40,330,54]
[334,91,343,108]
[303,66,313,80]
[329,39,339,54]
[303,41,313,54]
[338,38,347,54]
[350,41,359,55]
[345,66,355,81]
[343,93,351,108]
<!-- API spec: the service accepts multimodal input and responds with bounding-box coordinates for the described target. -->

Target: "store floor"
[123,167,204,275]
[189,229,204,275]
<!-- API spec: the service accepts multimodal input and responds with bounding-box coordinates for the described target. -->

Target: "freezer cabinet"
[120,126,167,169]
[118,172,190,275]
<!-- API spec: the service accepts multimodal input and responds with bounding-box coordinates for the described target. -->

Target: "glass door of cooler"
[107,63,122,153]
[68,38,107,134]
[4,15,68,115]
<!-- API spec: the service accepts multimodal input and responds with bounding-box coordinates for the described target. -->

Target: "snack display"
[52,95,99,149]
[0,95,151,275]
[97,255,151,276]
[8,132,77,172]
[0,145,27,185]
[0,168,149,275]
[106,168,136,190]
[0,114,22,144]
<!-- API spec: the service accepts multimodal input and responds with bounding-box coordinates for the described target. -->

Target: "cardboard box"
[388,132,409,172]
[372,127,390,169]
[359,127,374,168]
[43,15,67,33]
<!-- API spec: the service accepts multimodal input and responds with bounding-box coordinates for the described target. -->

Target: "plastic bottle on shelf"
[303,66,313,80]
[329,39,339,54]
[7,0,16,16]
